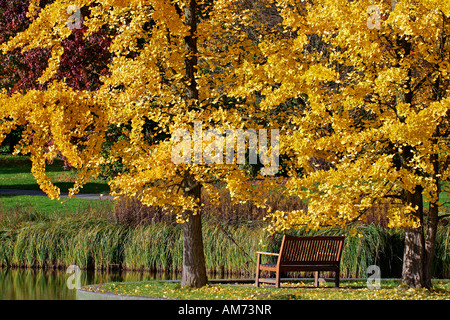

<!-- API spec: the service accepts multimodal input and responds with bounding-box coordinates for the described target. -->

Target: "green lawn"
[0,154,109,194]
[94,279,450,300]
[0,194,113,216]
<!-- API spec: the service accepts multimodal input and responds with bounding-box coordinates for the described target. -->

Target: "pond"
[0,267,181,300]
[0,267,247,300]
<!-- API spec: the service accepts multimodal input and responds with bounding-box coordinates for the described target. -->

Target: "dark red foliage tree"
[0,0,52,93]
[1,0,111,93]
[0,0,112,152]
[56,28,112,92]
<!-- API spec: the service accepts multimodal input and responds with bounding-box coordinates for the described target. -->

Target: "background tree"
[247,0,450,288]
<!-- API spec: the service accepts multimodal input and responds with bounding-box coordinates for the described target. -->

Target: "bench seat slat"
[280,261,339,266]
[279,265,340,272]
[260,264,339,271]
[259,264,277,271]
[257,278,278,284]
[256,251,279,256]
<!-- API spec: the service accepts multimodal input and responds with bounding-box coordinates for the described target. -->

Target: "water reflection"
[0,268,248,300]
[0,267,181,300]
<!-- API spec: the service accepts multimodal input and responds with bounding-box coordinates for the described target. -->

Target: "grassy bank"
[1,201,449,278]
[94,279,450,300]
[0,195,113,215]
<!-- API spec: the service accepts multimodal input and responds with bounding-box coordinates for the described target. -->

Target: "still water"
[0,267,181,300]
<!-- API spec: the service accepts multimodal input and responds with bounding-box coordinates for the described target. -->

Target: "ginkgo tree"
[0,0,285,288]
[241,0,450,288]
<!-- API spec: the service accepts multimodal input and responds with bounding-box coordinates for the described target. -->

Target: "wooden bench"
[255,235,345,288]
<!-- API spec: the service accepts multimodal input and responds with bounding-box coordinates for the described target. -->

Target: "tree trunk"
[181,181,208,288]
[423,147,441,287]
[401,185,429,288]
[417,35,445,289]
[184,0,198,103]
[402,210,438,289]
[179,0,208,288]
[402,226,426,287]
[402,121,441,288]
[181,212,208,287]
[423,202,439,287]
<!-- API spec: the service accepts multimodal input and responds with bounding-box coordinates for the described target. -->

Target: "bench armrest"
[256,251,279,256]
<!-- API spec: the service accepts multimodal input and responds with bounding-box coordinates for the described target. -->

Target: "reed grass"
[434,225,450,278]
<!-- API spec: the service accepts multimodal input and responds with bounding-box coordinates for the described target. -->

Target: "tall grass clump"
[0,230,14,268]
[434,225,450,278]
[7,218,128,270]
[121,224,267,276]
[202,224,267,276]
[122,224,182,272]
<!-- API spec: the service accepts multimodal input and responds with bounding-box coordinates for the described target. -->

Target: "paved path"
[0,188,112,200]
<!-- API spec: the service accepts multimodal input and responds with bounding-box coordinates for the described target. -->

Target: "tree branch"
[438,214,450,220]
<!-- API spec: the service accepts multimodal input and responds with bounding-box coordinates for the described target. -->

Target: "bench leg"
[335,269,340,288]
[275,270,280,288]
[255,254,261,287]
[314,271,319,287]
[255,271,260,287]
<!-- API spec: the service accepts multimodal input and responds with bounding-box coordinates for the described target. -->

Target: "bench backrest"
[278,235,345,265]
